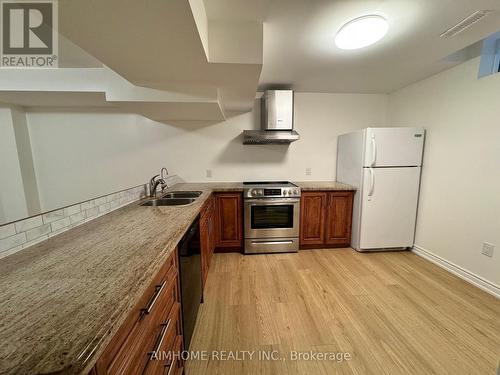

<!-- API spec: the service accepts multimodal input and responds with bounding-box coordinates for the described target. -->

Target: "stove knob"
[252,189,258,197]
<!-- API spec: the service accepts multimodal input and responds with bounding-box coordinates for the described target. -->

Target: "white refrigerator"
[336,127,425,252]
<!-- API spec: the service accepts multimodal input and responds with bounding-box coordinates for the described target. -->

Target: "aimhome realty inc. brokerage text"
[151,350,353,363]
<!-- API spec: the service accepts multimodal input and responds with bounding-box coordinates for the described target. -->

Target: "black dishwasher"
[178,217,202,350]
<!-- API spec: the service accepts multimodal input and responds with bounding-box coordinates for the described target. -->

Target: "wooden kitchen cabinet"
[325,192,353,246]
[200,194,216,289]
[300,191,354,249]
[214,193,243,251]
[299,192,327,246]
[92,249,184,375]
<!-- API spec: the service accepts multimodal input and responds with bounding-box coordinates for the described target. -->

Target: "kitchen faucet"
[149,167,169,198]
[149,175,165,198]
[160,167,169,191]
[160,167,169,189]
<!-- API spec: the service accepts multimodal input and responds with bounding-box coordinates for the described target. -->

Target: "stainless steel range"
[243,181,301,254]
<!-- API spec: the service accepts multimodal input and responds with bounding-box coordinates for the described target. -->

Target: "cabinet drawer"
[143,302,182,375]
[95,250,178,375]
[107,274,178,374]
[166,335,184,375]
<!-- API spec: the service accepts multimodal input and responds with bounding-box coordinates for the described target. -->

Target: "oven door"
[244,198,300,239]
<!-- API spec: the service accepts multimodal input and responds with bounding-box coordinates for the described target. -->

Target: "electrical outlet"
[481,242,495,257]
[306,167,312,176]
[206,169,212,178]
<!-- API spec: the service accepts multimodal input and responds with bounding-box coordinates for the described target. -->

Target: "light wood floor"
[186,249,500,375]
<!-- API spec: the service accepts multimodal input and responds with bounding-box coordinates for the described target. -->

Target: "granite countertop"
[0,181,353,374]
[294,181,356,191]
[194,181,356,191]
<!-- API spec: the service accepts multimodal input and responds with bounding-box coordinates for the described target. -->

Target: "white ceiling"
[258,0,500,93]
[58,0,265,114]
[3,0,500,120]
[1,0,266,121]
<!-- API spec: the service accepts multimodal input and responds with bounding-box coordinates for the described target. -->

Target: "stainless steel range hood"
[243,90,300,144]
[243,129,300,144]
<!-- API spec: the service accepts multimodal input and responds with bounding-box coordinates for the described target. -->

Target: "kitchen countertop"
[294,181,355,191]
[0,181,354,374]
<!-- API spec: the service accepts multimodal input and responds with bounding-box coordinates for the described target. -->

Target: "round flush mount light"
[335,15,389,50]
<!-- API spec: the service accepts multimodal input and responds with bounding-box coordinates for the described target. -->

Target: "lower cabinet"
[325,192,354,246]
[214,193,243,251]
[200,194,216,289]
[300,191,354,249]
[299,192,327,246]
[92,249,184,375]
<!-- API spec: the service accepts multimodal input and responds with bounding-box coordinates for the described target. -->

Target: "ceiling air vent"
[440,10,495,38]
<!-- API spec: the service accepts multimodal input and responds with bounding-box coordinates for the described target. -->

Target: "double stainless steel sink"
[141,191,202,206]
[163,191,202,199]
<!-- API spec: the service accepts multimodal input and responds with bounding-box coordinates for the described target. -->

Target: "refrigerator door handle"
[368,167,375,197]
[371,134,377,167]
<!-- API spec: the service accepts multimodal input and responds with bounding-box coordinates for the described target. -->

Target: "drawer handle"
[165,356,175,375]
[148,319,171,359]
[165,358,175,375]
[141,280,166,315]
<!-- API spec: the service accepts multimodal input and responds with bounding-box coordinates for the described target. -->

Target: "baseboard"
[214,247,242,254]
[299,243,350,250]
[412,245,500,299]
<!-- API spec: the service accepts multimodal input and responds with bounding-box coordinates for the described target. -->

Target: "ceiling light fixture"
[335,15,389,50]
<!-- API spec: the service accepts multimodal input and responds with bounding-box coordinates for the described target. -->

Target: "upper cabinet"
[300,191,354,249]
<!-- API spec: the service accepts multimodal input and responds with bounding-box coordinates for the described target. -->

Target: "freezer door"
[359,167,420,250]
[363,127,425,167]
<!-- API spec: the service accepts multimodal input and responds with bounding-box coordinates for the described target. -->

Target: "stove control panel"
[245,187,301,198]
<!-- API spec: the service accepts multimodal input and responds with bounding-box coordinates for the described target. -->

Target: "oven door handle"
[244,198,300,205]
[250,240,294,245]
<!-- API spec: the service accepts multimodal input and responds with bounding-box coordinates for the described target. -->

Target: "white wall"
[24,93,387,213]
[27,112,172,211]
[0,107,28,223]
[388,56,500,287]
[160,93,388,182]
[11,106,41,216]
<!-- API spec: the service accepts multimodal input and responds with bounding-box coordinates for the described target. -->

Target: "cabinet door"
[200,219,210,287]
[299,192,327,246]
[208,212,215,262]
[325,192,353,246]
[215,193,243,249]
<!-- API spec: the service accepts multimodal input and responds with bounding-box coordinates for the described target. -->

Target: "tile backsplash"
[0,175,182,259]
